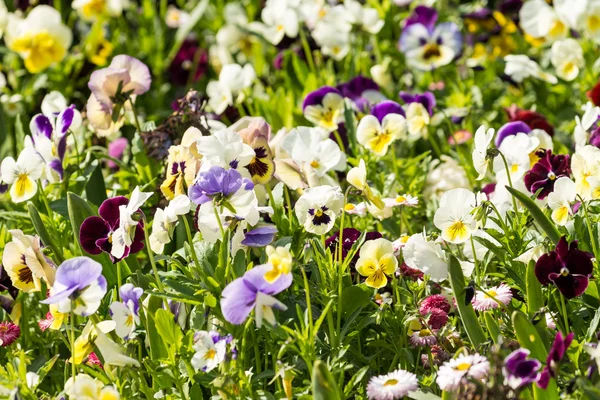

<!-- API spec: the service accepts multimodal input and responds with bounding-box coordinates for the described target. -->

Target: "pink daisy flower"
[473,284,513,311]
[425,308,448,330]
[410,329,437,347]
[38,312,54,332]
[0,321,20,347]
[87,352,104,368]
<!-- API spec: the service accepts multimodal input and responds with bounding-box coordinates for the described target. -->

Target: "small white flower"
[493,133,539,184]
[150,195,191,254]
[572,145,600,199]
[433,188,478,244]
[402,233,448,282]
[551,39,584,81]
[206,64,256,114]
[366,369,419,400]
[111,186,153,259]
[405,103,430,140]
[472,125,495,180]
[165,5,190,28]
[548,177,577,226]
[473,284,513,311]
[282,127,346,177]
[191,331,227,372]
[294,185,344,235]
[504,55,557,84]
[255,0,299,45]
[196,129,255,174]
[1,147,44,203]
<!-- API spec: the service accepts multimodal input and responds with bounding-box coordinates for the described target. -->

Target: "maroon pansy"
[535,237,593,299]
[524,150,571,199]
[506,105,554,136]
[79,196,145,263]
[325,228,382,266]
[537,331,573,389]
[588,82,600,107]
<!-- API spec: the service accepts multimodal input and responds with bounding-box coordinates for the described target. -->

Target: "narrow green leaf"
[67,192,119,286]
[447,255,486,347]
[505,186,560,244]
[484,312,501,344]
[155,308,183,348]
[312,360,342,400]
[512,311,548,360]
[145,296,168,360]
[27,202,64,263]
[526,260,544,317]
[85,159,107,207]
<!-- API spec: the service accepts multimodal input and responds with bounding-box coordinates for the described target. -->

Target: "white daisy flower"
[366,369,419,400]
[436,353,490,391]
[472,284,513,311]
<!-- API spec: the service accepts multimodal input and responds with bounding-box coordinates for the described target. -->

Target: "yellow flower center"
[423,43,442,60]
[485,290,497,299]
[396,196,406,203]
[456,362,472,371]
[446,220,468,242]
[310,160,320,168]
[549,20,566,38]
[344,203,356,211]
[82,0,106,19]
[384,379,398,387]
[15,174,33,198]
[315,209,324,217]
[588,15,600,31]
[204,349,217,360]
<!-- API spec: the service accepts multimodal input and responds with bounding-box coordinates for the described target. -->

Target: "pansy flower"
[0,147,44,203]
[355,238,398,288]
[206,63,255,114]
[433,188,478,244]
[547,177,577,226]
[537,331,574,389]
[191,331,227,372]
[472,125,496,180]
[337,76,385,112]
[149,195,191,254]
[504,349,541,389]
[80,196,144,263]
[196,129,255,175]
[399,6,462,70]
[325,228,382,266]
[357,103,407,156]
[42,257,107,316]
[535,237,593,299]
[302,86,345,132]
[294,185,344,235]
[402,233,448,282]
[506,105,554,136]
[235,117,276,185]
[524,150,571,199]
[1,229,56,293]
[160,145,198,200]
[220,263,292,327]
[26,105,77,183]
[109,283,143,339]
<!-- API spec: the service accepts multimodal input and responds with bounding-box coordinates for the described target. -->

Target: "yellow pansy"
[264,245,293,283]
[160,145,198,200]
[5,6,72,74]
[355,238,398,289]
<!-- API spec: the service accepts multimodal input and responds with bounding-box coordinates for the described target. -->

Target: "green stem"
[558,291,570,333]
[299,29,316,72]
[578,196,599,265]
[70,313,76,381]
[470,235,480,284]
[129,98,144,133]
[498,151,520,225]
[181,215,202,272]
[142,218,165,293]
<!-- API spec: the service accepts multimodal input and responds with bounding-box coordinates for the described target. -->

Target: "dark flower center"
[247,156,270,178]
[17,266,34,284]
[309,206,331,226]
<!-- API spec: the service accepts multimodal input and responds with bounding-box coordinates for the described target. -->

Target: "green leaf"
[34,355,59,387]
[512,311,548,360]
[312,360,342,400]
[155,308,183,349]
[27,202,65,263]
[67,192,119,286]
[145,296,169,360]
[484,312,501,344]
[447,255,486,347]
[526,260,544,317]
[84,159,107,207]
[505,186,560,244]
[341,285,370,316]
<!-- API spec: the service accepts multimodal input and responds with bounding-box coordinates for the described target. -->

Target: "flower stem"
[181,215,201,273]
[498,151,520,225]
[142,218,165,293]
[70,313,76,382]
[578,196,600,265]
[129,98,144,133]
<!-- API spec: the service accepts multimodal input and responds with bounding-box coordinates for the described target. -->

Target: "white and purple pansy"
[26,105,78,183]
[399,6,462,70]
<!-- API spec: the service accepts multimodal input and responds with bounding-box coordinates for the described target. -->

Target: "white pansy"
[196,129,255,174]
[95,329,140,367]
[405,102,430,140]
[572,145,600,199]
[472,125,495,180]
[191,331,227,372]
[256,0,300,45]
[344,0,384,34]
[150,195,191,254]
[551,39,584,81]
[519,0,585,42]
[294,185,344,235]
[574,102,600,151]
[111,186,153,259]
[493,133,539,184]
[402,233,448,282]
[356,114,407,156]
[281,127,346,177]
[547,177,577,226]
[0,147,44,203]
[504,55,557,84]
[206,64,256,114]
[433,188,478,244]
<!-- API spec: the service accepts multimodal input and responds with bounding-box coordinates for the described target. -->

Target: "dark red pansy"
[325,228,382,266]
[524,150,571,199]
[79,196,145,263]
[506,105,554,136]
[534,237,593,299]
[537,331,573,389]
[588,82,600,107]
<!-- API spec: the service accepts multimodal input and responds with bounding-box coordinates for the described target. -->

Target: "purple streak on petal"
[302,86,341,110]
[98,196,129,229]
[56,106,75,135]
[107,138,128,169]
[57,135,68,161]
[48,159,64,180]
[220,277,257,325]
[120,283,143,314]
[80,216,111,255]
[241,225,278,247]
[371,101,405,122]
[404,5,438,32]
[495,121,531,147]
[30,114,53,140]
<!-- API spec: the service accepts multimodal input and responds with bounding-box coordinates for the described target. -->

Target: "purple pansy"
[302,86,342,111]
[241,225,278,247]
[41,257,107,316]
[337,76,384,112]
[371,101,406,121]
[168,38,208,85]
[189,166,254,205]
[399,91,436,115]
[495,121,531,147]
[325,228,382,266]
[79,196,145,263]
[220,263,292,326]
[120,283,143,315]
[537,331,574,389]
[399,6,462,70]
[524,150,571,199]
[535,237,593,299]
[503,348,541,389]
[107,137,128,169]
